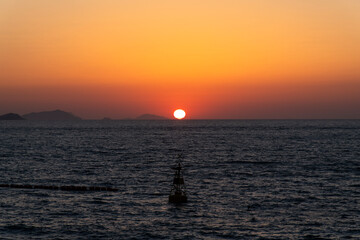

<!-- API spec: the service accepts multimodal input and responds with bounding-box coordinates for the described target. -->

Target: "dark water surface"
[1,120,359,239]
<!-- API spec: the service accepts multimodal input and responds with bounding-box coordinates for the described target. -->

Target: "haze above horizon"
[1,0,359,119]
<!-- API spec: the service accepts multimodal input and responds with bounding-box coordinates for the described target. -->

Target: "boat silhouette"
[169,156,188,203]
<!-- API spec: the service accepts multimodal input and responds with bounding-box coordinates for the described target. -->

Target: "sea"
[0,120,359,239]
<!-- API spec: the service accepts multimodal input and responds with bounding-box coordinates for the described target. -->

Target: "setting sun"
[173,109,186,120]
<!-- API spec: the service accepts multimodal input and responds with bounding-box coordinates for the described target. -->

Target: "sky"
[1,0,359,119]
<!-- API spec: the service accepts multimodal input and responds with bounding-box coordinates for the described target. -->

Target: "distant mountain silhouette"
[136,114,168,120]
[0,113,25,120]
[22,110,81,121]
[101,117,113,121]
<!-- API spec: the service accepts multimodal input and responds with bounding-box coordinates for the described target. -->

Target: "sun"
[173,109,186,119]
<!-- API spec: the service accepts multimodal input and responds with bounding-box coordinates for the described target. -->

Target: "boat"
[169,157,188,203]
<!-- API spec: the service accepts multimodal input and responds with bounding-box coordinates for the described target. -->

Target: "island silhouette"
[0,113,25,120]
[22,110,82,121]
[135,114,168,120]
[0,110,169,121]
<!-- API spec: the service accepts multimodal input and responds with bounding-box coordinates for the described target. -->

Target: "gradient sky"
[1,0,359,119]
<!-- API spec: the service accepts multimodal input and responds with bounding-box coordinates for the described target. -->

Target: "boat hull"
[169,194,187,203]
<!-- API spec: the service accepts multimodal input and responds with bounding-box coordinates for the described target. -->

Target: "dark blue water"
[1,120,359,239]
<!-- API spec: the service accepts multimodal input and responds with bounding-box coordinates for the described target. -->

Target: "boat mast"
[172,162,186,193]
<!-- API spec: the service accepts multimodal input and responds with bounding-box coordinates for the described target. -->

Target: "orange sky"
[1,0,359,119]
